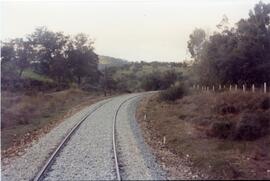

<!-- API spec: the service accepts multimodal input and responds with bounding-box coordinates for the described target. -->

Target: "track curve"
[33,98,113,181]
[33,94,143,180]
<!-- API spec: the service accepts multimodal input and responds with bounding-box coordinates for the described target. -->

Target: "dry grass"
[1,89,108,154]
[139,91,270,179]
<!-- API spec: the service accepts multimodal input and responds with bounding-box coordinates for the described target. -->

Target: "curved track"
[33,98,113,181]
[112,95,141,180]
[33,94,141,181]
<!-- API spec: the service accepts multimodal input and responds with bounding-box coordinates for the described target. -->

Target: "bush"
[233,113,269,141]
[141,73,162,91]
[260,97,270,110]
[215,104,238,115]
[207,121,234,139]
[159,84,188,101]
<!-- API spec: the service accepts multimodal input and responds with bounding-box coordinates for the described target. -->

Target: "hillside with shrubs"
[137,2,270,179]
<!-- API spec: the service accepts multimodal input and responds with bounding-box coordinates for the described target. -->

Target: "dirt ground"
[136,91,270,179]
[1,89,114,158]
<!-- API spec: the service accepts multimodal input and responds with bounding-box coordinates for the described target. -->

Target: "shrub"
[215,104,238,115]
[159,84,188,101]
[233,113,269,141]
[141,73,162,91]
[207,121,234,139]
[260,97,270,110]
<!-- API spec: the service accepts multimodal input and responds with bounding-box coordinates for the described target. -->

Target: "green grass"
[22,69,53,82]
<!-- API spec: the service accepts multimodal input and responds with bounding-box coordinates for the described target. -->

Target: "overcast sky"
[0,0,266,62]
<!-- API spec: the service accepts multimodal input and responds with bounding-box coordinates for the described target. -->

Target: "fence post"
[264,82,267,93]
[207,86,209,92]
[252,84,255,93]
[229,84,232,91]
[212,85,215,91]
[163,136,166,145]
[243,85,246,93]
[219,84,221,90]
[235,85,238,91]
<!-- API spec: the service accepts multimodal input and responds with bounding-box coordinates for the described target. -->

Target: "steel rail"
[34,92,149,181]
[33,98,113,181]
[112,94,142,181]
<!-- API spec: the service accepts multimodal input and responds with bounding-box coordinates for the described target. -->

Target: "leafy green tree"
[100,67,117,95]
[187,28,206,61]
[1,41,17,79]
[161,70,178,89]
[50,55,70,84]
[141,72,163,91]
[1,39,32,78]
[14,38,33,77]
[28,27,69,76]
[67,33,99,85]
[189,2,270,85]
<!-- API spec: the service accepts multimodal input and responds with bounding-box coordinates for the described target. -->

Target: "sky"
[0,0,267,62]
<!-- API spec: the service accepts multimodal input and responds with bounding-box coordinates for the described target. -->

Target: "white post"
[235,85,238,91]
[219,84,221,90]
[264,82,267,93]
[252,84,255,93]
[163,136,166,145]
[212,85,215,91]
[229,84,232,91]
[207,86,209,92]
[243,85,246,93]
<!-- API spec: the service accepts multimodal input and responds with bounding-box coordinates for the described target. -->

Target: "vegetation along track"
[33,94,143,181]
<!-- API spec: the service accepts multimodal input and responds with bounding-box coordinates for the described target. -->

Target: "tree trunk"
[19,69,24,77]
[77,76,81,85]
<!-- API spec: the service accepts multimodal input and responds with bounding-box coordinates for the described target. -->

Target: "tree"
[190,2,270,85]
[50,55,70,84]
[1,27,100,91]
[141,72,163,91]
[100,67,117,96]
[1,41,17,79]
[161,70,178,89]
[216,14,230,31]
[187,28,206,61]
[1,38,32,78]
[28,27,69,76]
[13,38,33,77]
[67,34,99,85]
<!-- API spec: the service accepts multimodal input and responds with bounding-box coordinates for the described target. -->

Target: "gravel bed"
[43,94,135,180]
[116,94,167,180]
[1,98,111,181]
[2,93,166,181]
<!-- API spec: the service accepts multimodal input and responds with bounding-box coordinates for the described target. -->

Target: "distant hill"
[98,55,130,70]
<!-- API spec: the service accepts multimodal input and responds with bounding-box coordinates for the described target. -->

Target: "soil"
[136,92,270,179]
[1,89,116,159]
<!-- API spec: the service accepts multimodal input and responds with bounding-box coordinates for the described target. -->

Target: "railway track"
[33,95,140,181]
